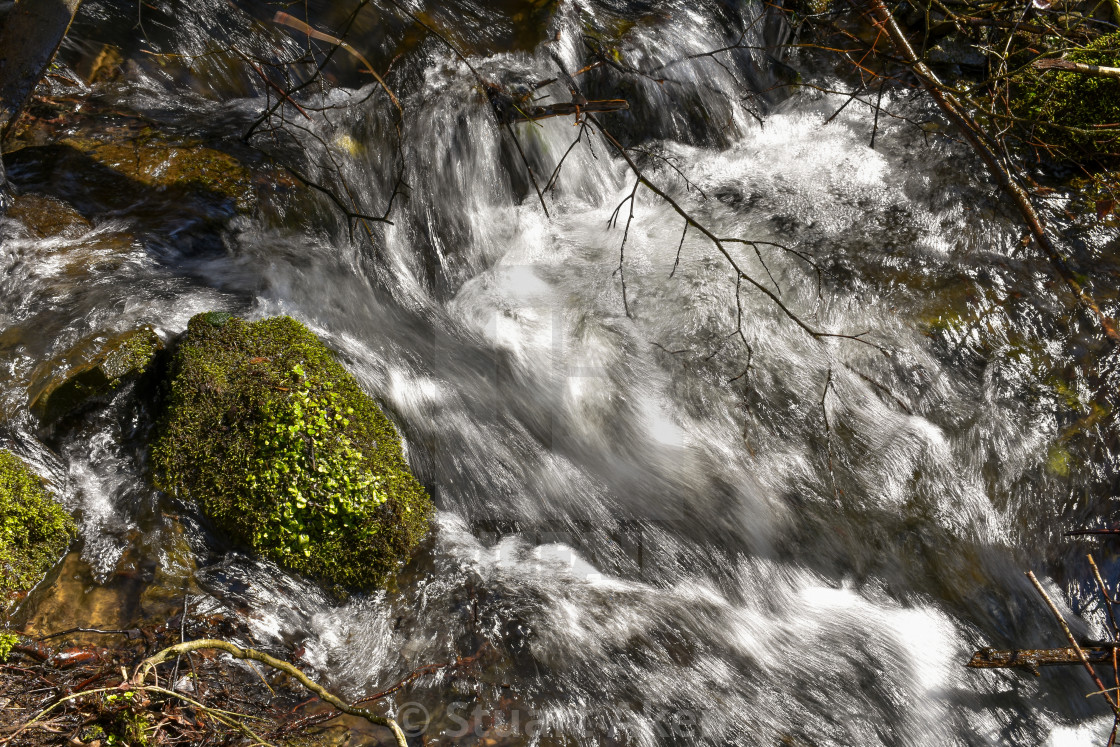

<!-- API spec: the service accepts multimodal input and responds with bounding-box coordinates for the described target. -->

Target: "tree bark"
[0,0,83,140]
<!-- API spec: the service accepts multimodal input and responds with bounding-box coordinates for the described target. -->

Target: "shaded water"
[3,0,1120,744]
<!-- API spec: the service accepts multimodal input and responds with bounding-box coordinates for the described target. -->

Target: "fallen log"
[0,0,83,139]
[968,646,1116,674]
[506,99,629,123]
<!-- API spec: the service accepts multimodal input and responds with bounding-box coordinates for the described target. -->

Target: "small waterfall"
[2,0,1117,743]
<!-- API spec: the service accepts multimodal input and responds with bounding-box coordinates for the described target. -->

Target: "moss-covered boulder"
[0,450,76,611]
[151,314,432,590]
[1013,31,1120,162]
[30,326,162,424]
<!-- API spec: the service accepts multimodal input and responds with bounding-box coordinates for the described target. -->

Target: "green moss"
[1013,32,1120,161]
[107,328,162,378]
[0,631,18,661]
[0,451,76,607]
[151,315,432,591]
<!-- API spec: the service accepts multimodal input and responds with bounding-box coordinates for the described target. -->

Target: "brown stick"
[1089,554,1120,641]
[1026,570,1120,713]
[866,0,1120,346]
[968,646,1118,671]
[505,100,629,123]
[1033,59,1120,79]
[272,11,401,114]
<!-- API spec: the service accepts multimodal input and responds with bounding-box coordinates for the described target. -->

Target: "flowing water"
[3,0,1120,744]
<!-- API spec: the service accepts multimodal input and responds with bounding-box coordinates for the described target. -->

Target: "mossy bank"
[151,314,432,591]
[0,450,76,612]
[1013,31,1120,162]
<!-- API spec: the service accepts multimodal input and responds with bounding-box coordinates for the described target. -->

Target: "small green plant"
[0,450,76,606]
[104,691,136,706]
[0,631,18,661]
[249,370,386,560]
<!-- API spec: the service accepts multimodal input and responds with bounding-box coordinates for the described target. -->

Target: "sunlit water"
[2,0,1119,744]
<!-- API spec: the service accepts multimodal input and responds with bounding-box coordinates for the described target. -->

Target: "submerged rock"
[0,449,76,613]
[151,314,432,591]
[30,326,163,424]
[5,193,91,238]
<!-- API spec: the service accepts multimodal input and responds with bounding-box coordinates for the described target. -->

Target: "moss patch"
[1013,31,1120,161]
[151,315,432,591]
[0,450,76,610]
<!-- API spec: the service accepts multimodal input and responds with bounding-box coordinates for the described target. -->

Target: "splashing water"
[2,0,1118,744]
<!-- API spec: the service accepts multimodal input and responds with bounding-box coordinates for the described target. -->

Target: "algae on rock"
[0,450,76,612]
[59,134,256,210]
[151,314,432,591]
[30,326,163,424]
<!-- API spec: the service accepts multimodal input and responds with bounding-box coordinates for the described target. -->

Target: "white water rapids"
[3,0,1119,744]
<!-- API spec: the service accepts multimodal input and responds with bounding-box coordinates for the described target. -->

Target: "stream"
[3,0,1120,744]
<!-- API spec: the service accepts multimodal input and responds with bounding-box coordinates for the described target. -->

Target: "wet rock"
[151,314,432,591]
[3,134,256,220]
[20,542,156,642]
[138,519,202,620]
[30,326,162,424]
[58,134,256,211]
[5,193,91,238]
[928,35,987,69]
[0,449,76,616]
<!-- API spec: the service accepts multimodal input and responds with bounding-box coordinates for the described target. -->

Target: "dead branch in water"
[968,645,1120,673]
[969,558,1120,744]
